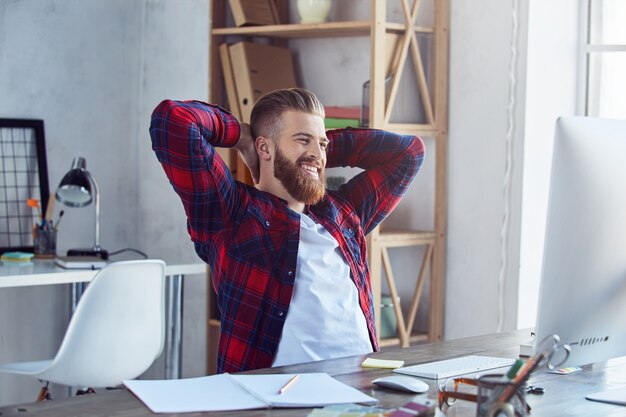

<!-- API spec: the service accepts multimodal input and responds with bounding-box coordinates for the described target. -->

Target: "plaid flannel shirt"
[150,100,425,373]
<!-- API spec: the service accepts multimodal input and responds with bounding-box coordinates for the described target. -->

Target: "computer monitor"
[533,116,626,369]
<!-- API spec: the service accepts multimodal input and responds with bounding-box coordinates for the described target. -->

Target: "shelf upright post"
[431,0,450,341]
[368,0,387,337]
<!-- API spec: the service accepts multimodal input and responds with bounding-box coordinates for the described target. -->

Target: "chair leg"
[36,383,52,402]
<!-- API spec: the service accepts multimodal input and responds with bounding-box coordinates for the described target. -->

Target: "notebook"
[393,355,516,380]
[54,256,107,269]
[124,372,377,413]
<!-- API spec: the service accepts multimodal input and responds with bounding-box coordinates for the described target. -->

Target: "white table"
[0,260,207,380]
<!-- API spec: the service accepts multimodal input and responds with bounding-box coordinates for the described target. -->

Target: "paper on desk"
[361,357,405,369]
[235,373,377,408]
[124,374,266,413]
[124,372,377,413]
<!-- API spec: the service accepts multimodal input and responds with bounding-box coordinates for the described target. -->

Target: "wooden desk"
[1,329,625,416]
[0,260,206,380]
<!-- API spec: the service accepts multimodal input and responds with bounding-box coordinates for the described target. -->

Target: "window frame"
[579,0,626,117]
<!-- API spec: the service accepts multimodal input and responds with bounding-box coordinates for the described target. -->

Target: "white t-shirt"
[272,213,373,367]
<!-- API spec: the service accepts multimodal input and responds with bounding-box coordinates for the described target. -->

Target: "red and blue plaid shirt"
[150,100,425,373]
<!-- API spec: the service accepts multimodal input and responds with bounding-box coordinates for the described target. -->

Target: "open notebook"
[124,372,377,413]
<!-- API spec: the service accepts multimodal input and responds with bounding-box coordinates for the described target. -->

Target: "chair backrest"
[41,260,166,388]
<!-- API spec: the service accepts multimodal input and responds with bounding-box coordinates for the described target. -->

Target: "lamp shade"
[54,156,107,259]
[56,157,93,207]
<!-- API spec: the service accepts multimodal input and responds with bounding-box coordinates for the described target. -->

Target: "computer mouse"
[372,375,430,393]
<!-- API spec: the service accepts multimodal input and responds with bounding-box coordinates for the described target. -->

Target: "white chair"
[0,259,166,400]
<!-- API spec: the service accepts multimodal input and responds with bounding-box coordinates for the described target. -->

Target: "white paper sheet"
[124,372,377,413]
[124,374,267,413]
[232,373,378,408]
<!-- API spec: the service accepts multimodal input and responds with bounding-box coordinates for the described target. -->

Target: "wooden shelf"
[208,0,449,373]
[383,123,438,137]
[212,21,434,39]
[379,333,429,348]
[371,229,437,348]
[377,230,437,247]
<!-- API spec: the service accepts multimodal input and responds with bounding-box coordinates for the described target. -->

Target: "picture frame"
[0,118,50,254]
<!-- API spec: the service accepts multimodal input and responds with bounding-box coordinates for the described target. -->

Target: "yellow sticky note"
[361,358,405,369]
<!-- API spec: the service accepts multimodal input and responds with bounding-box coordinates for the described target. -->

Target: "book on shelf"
[54,256,107,270]
[219,43,242,120]
[324,106,362,120]
[227,41,297,123]
[325,117,360,129]
[228,0,278,27]
[124,372,377,413]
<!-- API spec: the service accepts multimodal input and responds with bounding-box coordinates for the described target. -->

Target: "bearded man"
[150,88,424,374]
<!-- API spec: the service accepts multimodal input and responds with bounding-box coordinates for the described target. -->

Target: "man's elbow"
[407,135,426,175]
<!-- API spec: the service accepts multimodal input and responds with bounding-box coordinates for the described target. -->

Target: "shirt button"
[287,271,293,277]
[278,311,284,317]
[265,220,270,227]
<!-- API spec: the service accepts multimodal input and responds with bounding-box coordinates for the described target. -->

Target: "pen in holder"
[34,224,57,258]
[438,335,569,415]
[474,334,569,417]
[476,374,528,417]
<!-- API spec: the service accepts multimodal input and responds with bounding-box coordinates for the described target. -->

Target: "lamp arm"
[86,171,101,252]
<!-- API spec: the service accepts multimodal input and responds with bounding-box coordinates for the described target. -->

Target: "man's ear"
[256,136,272,161]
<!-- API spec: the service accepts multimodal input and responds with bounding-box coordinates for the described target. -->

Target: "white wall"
[445,0,527,338]
[0,0,208,406]
[517,0,580,328]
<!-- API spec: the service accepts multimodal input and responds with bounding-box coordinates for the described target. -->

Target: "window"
[584,0,626,118]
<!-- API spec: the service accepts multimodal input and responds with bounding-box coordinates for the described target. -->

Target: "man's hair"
[250,88,325,140]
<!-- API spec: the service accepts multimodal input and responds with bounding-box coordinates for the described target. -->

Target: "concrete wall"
[0,0,208,406]
[445,0,528,338]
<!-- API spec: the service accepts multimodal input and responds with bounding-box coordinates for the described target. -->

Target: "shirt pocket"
[228,206,288,271]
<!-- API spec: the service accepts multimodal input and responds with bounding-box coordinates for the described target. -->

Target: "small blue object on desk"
[0,251,35,266]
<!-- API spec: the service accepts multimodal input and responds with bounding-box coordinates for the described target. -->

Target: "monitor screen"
[534,116,626,368]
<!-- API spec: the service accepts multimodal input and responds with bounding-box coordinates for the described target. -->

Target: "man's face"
[272,111,328,205]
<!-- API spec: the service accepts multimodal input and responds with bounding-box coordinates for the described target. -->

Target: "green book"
[324,117,360,129]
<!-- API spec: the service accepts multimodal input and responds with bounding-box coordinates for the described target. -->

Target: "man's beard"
[274,146,326,205]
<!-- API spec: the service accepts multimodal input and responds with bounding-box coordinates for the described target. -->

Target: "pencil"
[44,194,56,223]
[278,374,300,395]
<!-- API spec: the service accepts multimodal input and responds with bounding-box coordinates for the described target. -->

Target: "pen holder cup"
[476,374,528,417]
[34,227,57,258]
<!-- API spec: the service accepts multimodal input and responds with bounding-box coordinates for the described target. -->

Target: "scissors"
[533,334,571,371]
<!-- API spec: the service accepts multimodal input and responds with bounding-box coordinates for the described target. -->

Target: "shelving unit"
[207,0,448,373]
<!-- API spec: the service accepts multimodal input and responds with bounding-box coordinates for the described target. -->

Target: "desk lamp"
[55,157,108,260]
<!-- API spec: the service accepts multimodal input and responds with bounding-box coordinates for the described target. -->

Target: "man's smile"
[300,163,320,179]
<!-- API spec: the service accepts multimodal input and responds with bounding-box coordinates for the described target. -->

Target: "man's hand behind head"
[234,123,259,184]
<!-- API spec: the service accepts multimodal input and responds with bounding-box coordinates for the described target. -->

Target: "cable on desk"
[108,248,149,259]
